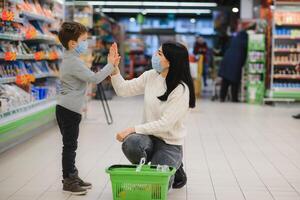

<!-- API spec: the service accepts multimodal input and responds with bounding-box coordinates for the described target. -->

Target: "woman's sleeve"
[111,71,149,97]
[134,85,189,136]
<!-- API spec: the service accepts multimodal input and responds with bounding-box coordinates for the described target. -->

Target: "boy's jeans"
[122,134,183,187]
[56,105,82,179]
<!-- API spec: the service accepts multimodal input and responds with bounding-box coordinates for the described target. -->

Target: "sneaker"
[62,177,87,195]
[172,163,187,189]
[292,113,300,119]
[74,176,92,190]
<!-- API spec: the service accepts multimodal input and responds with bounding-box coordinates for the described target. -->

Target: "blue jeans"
[122,134,183,187]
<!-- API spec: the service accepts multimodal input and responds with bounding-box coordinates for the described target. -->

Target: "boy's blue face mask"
[75,40,88,54]
[151,53,164,73]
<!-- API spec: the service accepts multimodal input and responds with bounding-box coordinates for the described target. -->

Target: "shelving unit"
[268,0,300,100]
[0,0,64,153]
[246,32,266,104]
[124,38,150,79]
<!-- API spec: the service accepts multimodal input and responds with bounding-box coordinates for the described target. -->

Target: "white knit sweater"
[111,69,190,145]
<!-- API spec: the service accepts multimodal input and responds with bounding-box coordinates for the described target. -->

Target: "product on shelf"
[246,31,266,104]
[274,53,300,63]
[248,51,264,62]
[0,84,32,113]
[248,63,265,73]
[275,12,300,25]
[269,3,300,99]
[17,1,54,21]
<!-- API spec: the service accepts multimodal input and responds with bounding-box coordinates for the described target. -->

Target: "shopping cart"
[106,159,175,200]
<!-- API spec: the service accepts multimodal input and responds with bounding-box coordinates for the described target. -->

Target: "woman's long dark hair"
[158,42,196,108]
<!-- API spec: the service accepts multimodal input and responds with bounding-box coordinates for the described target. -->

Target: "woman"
[110,42,195,188]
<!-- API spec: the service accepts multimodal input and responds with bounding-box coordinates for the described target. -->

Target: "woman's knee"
[122,134,153,164]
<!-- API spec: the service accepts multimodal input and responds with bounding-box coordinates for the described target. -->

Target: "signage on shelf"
[34,51,45,60]
[1,10,14,21]
[16,74,35,85]
[4,52,17,61]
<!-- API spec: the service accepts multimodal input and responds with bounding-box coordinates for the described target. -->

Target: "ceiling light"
[179,2,217,7]
[190,18,196,23]
[145,9,177,13]
[178,9,211,14]
[105,1,142,6]
[67,1,217,7]
[232,7,239,13]
[129,17,136,22]
[102,8,141,13]
[101,8,212,14]
[142,9,147,15]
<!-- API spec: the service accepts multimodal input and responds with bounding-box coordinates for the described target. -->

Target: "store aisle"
[0,97,300,200]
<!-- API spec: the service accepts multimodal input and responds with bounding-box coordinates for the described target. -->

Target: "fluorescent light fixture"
[71,1,217,7]
[53,0,64,4]
[101,8,212,14]
[142,2,178,6]
[105,1,142,6]
[145,9,177,13]
[179,2,217,7]
[102,8,142,13]
[232,7,239,13]
[142,9,147,15]
[178,9,211,14]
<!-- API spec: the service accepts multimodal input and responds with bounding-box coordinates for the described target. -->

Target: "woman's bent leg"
[150,137,183,188]
[122,134,154,164]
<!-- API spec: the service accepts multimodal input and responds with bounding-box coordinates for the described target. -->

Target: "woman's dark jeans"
[122,133,183,188]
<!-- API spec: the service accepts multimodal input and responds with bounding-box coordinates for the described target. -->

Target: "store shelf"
[275,23,300,27]
[273,62,298,66]
[0,54,35,60]
[0,33,23,41]
[273,74,300,80]
[0,77,16,84]
[0,98,56,124]
[273,87,300,92]
[248,71,265,74]
[35,73,58,79]
[20,11,55,24]
[24,35,57,44]
[274,49,300,53]
[248,60,265,63]
[274,35,300,40]
[0,74,58,84]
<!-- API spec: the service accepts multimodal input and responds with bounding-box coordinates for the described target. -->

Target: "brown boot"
[62,174,87,195]
[74,176,92,190]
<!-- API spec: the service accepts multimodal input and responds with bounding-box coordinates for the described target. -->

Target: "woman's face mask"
[75,40,88,54]
[151,48,169,73]
[151,53,164,73]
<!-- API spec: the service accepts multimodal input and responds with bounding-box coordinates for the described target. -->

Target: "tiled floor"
[0,97,300,200]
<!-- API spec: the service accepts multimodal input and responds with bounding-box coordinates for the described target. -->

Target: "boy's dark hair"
[58,22,87,50]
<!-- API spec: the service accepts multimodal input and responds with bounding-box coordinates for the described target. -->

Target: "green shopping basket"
[106,164,176,200]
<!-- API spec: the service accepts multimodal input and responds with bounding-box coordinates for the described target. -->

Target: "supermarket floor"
[0,96,300,200]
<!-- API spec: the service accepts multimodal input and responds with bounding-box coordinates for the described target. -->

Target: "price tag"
[4,52,17,61]
[1,10,14,21]
[34,51,45,60]
[25,27,37,39]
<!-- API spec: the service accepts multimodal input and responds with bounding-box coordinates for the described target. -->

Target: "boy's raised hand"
[108,43,121,75]
[108,43,119,66]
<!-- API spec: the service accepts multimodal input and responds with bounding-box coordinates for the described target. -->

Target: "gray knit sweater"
[57,50,114,114]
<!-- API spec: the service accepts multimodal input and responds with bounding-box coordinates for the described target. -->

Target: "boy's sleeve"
[71,61,114,84]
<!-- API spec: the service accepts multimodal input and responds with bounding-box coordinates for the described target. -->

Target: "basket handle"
[136,157,146,172]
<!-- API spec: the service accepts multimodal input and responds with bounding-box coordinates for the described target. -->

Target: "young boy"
[56,22,119,195]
